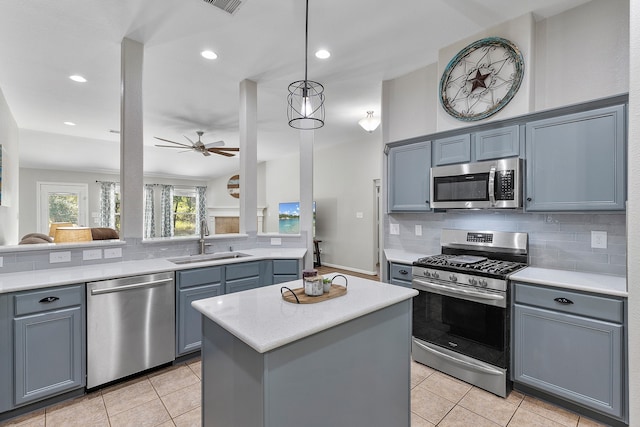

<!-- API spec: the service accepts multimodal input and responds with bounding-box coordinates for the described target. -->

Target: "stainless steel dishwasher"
[86,272,175,389]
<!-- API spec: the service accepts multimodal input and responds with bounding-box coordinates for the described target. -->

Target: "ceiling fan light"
[358,111,380,133]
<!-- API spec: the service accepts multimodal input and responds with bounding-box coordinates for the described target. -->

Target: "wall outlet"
[356,212,364,219]
[389,224,400,235]
[83,249,102,260]
[271,238,282,246]
[0,257,3,268]
[104,247,122,259]
[415,225,422,236]
[50,251,71,264]
[591,231,607,249]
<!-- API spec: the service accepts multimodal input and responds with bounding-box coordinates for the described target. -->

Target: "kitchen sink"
[169,251,251,265]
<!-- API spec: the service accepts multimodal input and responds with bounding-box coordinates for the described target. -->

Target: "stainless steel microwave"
[430,157,522,209]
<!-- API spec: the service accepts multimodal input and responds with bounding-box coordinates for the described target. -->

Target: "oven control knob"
[468,278,477,286]
[449,274,457,282]
[432,272,440,279]
[423,271,431,278]
[479,279,488,288]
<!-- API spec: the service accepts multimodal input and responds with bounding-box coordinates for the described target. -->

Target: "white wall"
[262,153,300,233]
[0,87,19,245]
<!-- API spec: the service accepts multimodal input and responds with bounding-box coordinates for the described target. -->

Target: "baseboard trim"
[320,262,378,277]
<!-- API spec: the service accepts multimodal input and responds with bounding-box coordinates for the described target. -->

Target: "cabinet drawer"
[513,283,623,323]
[390,263,412,281]
[14,285,83,316]
[226,261,260,280]
[273,259,299,275]
[177,266,221,288]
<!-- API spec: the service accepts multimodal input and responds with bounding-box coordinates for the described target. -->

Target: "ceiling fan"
[154,131,239,157]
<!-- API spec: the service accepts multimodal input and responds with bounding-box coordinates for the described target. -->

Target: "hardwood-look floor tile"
[45,392,109,427]
[187,360,202,380]
[411,411,436,427]
[173,407,201,427]
[420,371,473,404]
[508,407,569,427]
[411,360,436,389]
[411,385,456,425]
[519,396,580,427]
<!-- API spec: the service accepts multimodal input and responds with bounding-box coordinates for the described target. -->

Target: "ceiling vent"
[201,0,245,15]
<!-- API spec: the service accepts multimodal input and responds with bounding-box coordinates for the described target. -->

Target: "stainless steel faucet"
[198,218,210,254]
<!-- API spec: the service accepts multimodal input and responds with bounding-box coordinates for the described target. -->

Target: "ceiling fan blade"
[184,135,196,145]
[204,140,225,148]
[209,149,236,157]
[155,144,194,149]
[154,137,193,148]
[210,147,239,152]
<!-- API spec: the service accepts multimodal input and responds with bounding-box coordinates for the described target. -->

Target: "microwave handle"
[488,166,496,207]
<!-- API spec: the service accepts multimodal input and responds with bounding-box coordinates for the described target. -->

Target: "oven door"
[412,278,508,369]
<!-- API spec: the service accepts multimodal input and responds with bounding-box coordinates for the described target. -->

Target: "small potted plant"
[322,277,332,293]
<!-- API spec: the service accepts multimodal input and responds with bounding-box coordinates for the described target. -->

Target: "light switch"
[356,212,364,219]
[271,238,282,246]
[591,231,607,249]
[389,224,400,235]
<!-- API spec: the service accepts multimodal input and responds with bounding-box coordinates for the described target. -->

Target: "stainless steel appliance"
[430,157,522,209]
[86,272,175,389]
[411,229,528,397]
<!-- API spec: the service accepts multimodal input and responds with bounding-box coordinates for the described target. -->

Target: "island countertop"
[191,273,418,354]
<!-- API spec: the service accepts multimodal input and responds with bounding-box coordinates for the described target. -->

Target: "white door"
[37,182,89,235]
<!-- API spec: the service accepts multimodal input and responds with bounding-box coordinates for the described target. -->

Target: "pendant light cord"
[304,0,309,84]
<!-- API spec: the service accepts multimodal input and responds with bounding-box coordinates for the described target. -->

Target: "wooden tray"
[281,275,348,304]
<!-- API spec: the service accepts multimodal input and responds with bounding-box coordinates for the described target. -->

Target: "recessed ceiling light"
[64,121,76,126]
[315,49,330,59]
[69,75,87,83]
[201,50,218,60]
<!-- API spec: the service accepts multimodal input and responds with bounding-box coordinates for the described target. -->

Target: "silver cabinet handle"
[488,165,496,207]
[90,278,173,295]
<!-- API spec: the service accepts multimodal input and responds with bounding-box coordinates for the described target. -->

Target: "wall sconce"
[358,111,380,133]
[54,227,93,243]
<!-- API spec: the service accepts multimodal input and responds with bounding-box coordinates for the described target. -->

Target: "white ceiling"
[0,0,590,180]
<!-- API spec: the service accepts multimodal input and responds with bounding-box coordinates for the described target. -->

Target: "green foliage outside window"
[173,195,197,236]
[48,193,78,224]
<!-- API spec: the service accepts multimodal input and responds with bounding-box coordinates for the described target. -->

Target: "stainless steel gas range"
[411,229,528,397]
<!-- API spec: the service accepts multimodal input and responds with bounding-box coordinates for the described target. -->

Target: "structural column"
[239,79,258,235]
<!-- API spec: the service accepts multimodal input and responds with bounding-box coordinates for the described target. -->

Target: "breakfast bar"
[192,274,417,427]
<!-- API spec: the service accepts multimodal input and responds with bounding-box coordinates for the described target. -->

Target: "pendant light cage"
[287,0,325,130]
[288,80,325,129]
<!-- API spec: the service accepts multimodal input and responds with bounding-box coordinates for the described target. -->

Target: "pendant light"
[287,0,325,130]
[358,111,380,133]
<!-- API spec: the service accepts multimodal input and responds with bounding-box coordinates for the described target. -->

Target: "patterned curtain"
[195,186,207,235]
[143,184,155,238]
[160,185,175,237]
[99,181,117,228]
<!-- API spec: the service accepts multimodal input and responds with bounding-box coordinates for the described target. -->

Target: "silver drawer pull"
[39,296,60,303]
[399,269,408,275]
[554,297,574,305]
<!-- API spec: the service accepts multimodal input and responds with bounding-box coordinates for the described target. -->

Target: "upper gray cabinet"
[387,141,431,212]
[433,125,520,166]
[525,105,626,211]
[432,134,470,166]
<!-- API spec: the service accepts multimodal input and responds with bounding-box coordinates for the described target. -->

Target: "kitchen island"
[192,273,418,427]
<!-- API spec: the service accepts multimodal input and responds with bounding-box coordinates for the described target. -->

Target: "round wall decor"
[227,174,239,199]
[439,37,524,122]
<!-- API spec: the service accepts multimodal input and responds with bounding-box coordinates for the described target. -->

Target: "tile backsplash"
[386,210,626,276]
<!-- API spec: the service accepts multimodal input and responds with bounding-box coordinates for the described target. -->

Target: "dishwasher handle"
[90,278,173,296]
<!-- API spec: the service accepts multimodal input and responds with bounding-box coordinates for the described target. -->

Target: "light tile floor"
[1,358,609,427]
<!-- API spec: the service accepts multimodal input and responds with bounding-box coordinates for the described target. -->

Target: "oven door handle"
[413,340,504,376]
[413,279,504,302]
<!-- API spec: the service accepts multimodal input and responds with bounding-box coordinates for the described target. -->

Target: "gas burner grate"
[414,254,526,277]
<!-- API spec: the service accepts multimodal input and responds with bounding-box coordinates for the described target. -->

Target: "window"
[173,188,197,236]
[37,182,89,235]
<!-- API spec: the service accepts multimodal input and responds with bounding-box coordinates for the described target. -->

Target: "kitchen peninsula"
[192,274,418,427]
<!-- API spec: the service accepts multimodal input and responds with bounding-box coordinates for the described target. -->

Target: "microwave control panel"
[495,170,515,200]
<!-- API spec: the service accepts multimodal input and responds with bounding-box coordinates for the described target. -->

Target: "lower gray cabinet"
[176,266,223,356]
[12,285,85,407]
[388,262,412,288]
[272,259,300,284]
[226,261,262,294]
[512,283,625,421]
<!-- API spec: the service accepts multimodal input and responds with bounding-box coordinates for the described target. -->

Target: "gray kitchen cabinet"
[12,285,85,407]
[513,282,626,421]
[387,141,431,212]
[388,262,412,287]
[433,134,471,166]
[176,266,223,356]
[272,259,300,284]
[226,261,262,294]
[525,105,626,211]
[0,294,12,414]
[474,125,520,161]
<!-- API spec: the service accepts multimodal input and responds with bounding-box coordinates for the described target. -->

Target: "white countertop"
[0,248,306,294]
[384,249,433,265]
[509,267,627,297]
[191,273,418,354]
